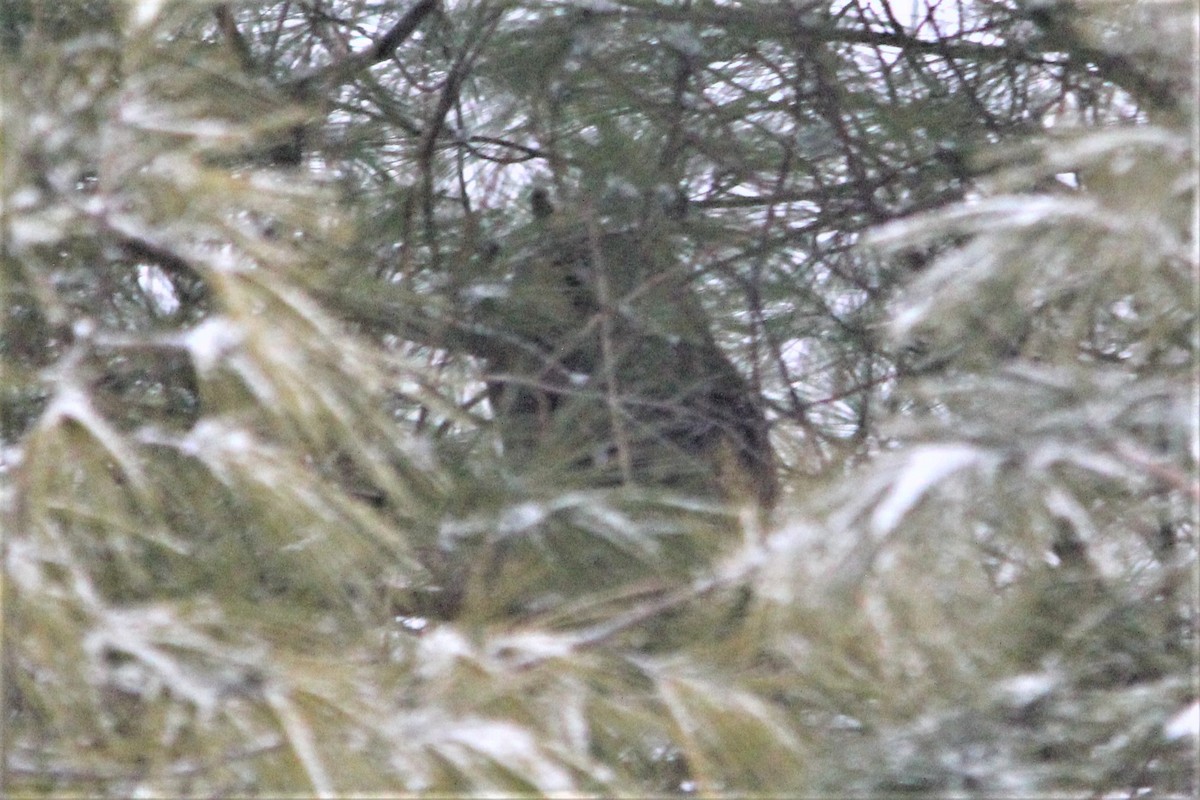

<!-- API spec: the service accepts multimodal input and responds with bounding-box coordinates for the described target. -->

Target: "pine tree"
[1,0,1194,795]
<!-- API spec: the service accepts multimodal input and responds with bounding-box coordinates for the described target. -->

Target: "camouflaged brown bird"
[477,188,778,513]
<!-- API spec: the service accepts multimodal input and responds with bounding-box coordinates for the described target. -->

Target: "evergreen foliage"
[1,0,1195,795]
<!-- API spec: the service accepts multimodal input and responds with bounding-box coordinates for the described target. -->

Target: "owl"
[477,189,777,512]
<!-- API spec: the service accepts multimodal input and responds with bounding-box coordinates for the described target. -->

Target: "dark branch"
[213,5,255,73]
[286,0,440,92]
[368,0,440,64]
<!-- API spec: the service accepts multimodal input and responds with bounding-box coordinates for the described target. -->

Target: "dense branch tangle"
[205,0,1174,496]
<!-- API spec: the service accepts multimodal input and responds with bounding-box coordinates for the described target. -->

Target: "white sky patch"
[137,263,181,316]
[127,0,167,31]
[1163,701,1200,742]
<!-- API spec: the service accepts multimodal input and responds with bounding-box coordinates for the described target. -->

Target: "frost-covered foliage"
[1,0,1195,796]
